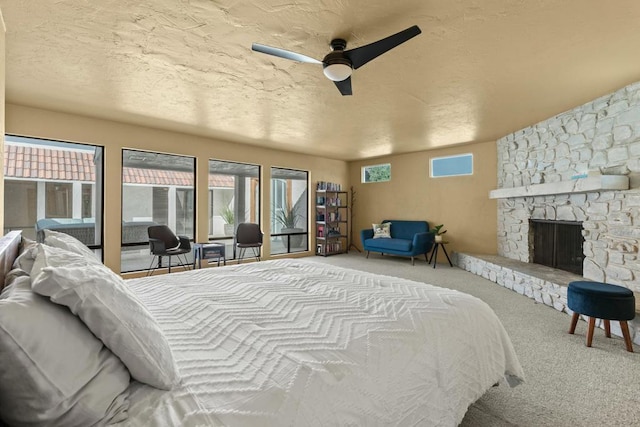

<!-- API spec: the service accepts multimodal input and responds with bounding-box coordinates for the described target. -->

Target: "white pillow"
[372,222,392,239]
[30,244,181,390]
[0,276,130,426]
[43,229,100,262]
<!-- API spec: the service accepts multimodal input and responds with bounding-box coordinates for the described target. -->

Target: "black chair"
[235,223,263,263]
[147,225,192,276]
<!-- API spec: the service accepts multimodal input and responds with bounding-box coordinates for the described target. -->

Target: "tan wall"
[0,11,5,233]
[348,141,498,260]
[5,103,349,272]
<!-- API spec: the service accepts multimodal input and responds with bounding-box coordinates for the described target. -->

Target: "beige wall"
[3,104,498,270]
[348,141,498,259]
[0,11,5,233]
[5,103,349,273]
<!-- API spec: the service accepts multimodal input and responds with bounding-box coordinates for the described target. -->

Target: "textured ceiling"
[1,1,640,160]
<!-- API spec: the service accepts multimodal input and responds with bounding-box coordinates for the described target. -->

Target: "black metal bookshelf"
[315,183,348,256]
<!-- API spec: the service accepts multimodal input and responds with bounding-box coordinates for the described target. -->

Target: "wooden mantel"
[489,175,630,199]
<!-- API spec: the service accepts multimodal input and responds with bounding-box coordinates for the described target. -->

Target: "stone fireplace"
[456,81,640,344]
[492,81,640,294]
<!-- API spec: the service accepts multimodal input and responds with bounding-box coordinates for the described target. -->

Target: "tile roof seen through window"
[5,144,95,181]
[4,144,233,187]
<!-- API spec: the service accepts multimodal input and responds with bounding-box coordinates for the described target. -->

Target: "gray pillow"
[0,276,130,426]
[12,236,39,276]
[30,244,181,390]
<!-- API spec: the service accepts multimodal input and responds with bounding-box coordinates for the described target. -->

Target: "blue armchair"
[361,220,434,265]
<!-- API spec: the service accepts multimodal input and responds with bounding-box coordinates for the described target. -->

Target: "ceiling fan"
[252,25,421,96]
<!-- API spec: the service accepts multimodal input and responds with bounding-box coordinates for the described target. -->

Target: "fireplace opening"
[531,220,584,275]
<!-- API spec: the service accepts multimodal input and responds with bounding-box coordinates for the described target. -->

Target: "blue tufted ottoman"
[567,281,635,352]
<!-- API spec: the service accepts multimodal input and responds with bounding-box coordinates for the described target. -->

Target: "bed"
[0,230,524,426]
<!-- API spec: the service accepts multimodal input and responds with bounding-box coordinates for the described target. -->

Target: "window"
[430,153,473,178]
[45,182,73,218]
[121,149,195,273]
[4,181,37,238]
[82,184,94,218]
[362,163,391,183]
[176,188,195,237]
[208,159,260,261]
[270,167,308,255]
[3,135,104,254]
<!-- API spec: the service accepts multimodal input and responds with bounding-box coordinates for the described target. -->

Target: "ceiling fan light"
[323,63,352,82]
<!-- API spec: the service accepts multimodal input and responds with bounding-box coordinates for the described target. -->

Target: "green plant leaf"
[430,224,446,235]
[220,205,234,224]
[274,201,299,228]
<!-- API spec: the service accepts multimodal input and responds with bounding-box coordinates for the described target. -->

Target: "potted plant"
[220,205,235,236]
[275,201,303,248]
[431,224,447,243]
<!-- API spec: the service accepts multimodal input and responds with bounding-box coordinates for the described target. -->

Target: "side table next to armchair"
[428,240,453,269]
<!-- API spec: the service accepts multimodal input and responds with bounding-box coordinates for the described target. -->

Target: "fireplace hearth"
[530,220,584,275]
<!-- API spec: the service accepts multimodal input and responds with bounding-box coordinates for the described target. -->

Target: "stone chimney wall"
[496,82,640,292]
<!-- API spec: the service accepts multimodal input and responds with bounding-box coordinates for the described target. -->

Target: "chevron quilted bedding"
[122,259,524,426]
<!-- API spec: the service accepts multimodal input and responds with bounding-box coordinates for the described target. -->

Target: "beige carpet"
[308,252,640,426]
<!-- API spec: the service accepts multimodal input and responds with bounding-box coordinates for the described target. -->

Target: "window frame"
[207,158,261,249]
[3,134,105,255]
[430,153,474,178]
[361,163,391,183]
[120,148,196,273]
[270,167,309,255]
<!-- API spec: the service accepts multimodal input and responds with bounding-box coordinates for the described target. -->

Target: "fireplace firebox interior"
[531,220,584,275]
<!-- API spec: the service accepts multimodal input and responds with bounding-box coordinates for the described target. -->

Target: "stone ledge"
[455,252,640,345]
[489,175,629,199]
[461,253,583,287]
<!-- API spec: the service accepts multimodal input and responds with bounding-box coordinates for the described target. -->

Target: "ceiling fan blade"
[334,77,353,96]
[251,43,322,64]
[345,25,421,70]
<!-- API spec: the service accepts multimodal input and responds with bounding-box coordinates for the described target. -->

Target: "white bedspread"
[120,259,524,426]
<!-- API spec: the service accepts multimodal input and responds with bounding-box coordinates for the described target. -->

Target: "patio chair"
[147,225,191,276]
[235,223,263,263]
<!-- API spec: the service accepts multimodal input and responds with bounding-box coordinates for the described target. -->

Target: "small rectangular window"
[430,154,473,178]
[362,163,391,183]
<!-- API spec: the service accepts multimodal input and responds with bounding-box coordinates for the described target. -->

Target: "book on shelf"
[316,181,342,191]
[327,211,340,222]
[326,226,341,237]
[324,197,342,206]
[316,241,343,255]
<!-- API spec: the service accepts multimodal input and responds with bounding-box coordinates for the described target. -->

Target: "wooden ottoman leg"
[603,319,611,338]
[620,321,634,353]
[569,312,580,334]
[586,317,596,347]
